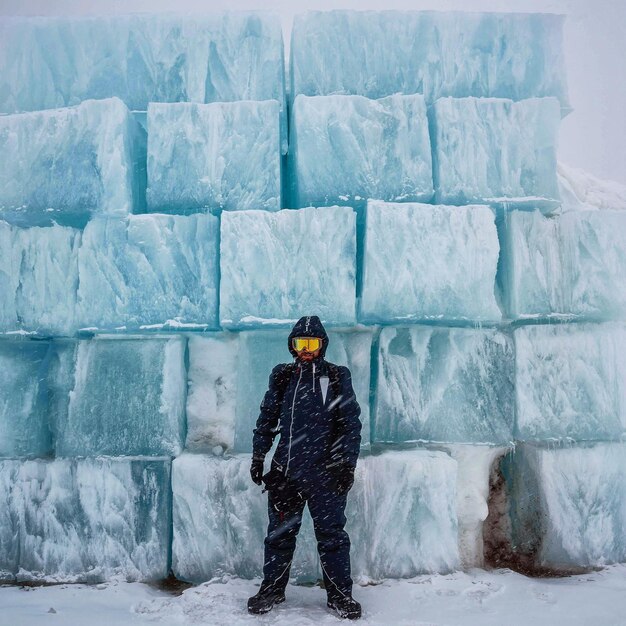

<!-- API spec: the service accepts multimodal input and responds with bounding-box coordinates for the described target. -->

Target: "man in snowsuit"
[248,315,362,620]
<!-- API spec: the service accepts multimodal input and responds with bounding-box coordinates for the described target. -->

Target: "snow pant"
[262,484,353,600]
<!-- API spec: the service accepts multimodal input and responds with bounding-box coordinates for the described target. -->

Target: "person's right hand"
[250,455,264,486]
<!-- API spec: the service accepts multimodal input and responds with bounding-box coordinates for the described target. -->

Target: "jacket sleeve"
[252,364,288,459]
[328,365,362,469]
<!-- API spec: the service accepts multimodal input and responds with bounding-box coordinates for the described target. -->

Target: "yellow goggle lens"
[292,337,322,352]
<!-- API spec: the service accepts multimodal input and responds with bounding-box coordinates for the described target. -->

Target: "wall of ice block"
[1,9,625,585]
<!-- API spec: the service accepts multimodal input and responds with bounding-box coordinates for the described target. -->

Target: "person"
[247,315,362,620]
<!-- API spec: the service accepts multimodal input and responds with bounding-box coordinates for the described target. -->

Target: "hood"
[288,315,329,359]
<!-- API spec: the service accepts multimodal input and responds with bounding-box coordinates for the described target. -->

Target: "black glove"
[328,460,355,495]
[250,455,264,486]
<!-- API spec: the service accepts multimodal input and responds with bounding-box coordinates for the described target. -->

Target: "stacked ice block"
[1,9,625,584]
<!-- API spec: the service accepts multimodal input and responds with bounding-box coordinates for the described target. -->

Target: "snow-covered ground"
[3,566,626,626]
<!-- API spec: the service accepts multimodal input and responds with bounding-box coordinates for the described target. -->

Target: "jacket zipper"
[285,365,303,477]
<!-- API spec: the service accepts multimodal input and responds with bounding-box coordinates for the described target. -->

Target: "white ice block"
[0,457,171,582]
[186,333,240,453]
[76,214,219,331]
[502,210,626,319]
[289,94,433,207]
[290,11,569,109]
[0,222,80,335]
[509,443,626,568]
[432,97,561,206]
[375,326,515,445]
[442,444,509,569]
[360,201,501,323]
[0,98,145,227]
[0,340,51,458]
[171,450,458,583]
[220,207,357,328]
[234,328,373,451]
[56,337,186,457]
[147,101,281,213]
[0,14,287,150]
[514,324,626,441]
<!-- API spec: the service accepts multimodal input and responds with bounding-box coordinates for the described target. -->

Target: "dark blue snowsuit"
[252,316,362,600]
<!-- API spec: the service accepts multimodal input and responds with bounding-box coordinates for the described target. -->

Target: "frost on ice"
[360,201,501,323]
[291,11,569,110]
[289,94,433,208]
[0,222,81,336]
[77,213,219,331]
[506,443,626,568]
[185,333,240,453]
[0,98,145,227]
[502,210,626,319]
[432,97,561,207]
[147,101,281,213]
[220,207,357,328]
[0,457,171,582]
[375,326,515,445]
[514,324,626,441]
[56,337,186,457]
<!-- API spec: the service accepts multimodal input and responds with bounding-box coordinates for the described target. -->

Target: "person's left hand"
[250,455,265,486]
[328,460,355,495]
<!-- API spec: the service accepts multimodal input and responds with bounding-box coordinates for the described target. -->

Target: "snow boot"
[327,595,361,620]
[247,582,286,614]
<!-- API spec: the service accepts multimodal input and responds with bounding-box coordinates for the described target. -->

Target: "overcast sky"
[2,0,624,184]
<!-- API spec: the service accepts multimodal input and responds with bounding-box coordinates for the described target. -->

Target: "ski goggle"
[292,337,322,352]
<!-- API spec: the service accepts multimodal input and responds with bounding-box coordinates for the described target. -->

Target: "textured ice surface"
[0,98,145,227]
[234,328,373,451]
[375,326,515,445]
[0,457,170,582]
[77,214,219,331]
[442,445,509,568]
[291,11,569,109]
[0,14,287,150]
[514,324,626,441]
[289,94,432,207]
[360,201,500,323]
[147,101,280,213]
[508,443,626,568]
[0,222,80,335]
[172,450,458,582]
[56,337,186,457]
[186,333,239,453]
[46,339,77,444]
[502,210,626,319]
[432,97,561,206]
[0,341,51,458]
[220,207,356,328]
[0,461,19,581]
